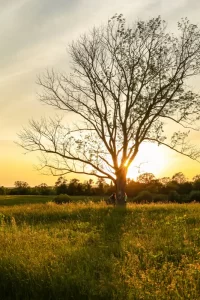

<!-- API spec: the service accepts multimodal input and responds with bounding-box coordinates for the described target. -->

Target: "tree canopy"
[19,15,200,205]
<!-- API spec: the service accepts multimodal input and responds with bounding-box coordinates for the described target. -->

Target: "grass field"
[0,196,200,299]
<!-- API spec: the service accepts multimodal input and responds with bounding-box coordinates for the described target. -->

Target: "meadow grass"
[0,195,104,206]
[0,197,199,299]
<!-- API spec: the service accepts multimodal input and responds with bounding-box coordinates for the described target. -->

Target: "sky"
[1,0,200,186]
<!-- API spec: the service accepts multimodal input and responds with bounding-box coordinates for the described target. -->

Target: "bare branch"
[18,15,200,204]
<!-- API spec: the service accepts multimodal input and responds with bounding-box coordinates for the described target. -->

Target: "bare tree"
[18,15,200,205]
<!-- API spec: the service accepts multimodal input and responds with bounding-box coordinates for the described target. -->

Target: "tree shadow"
[98,206,128,257]
[2,205,129,299]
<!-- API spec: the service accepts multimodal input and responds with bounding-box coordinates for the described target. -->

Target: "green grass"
[0,197,200,299]
[0,195,104,206]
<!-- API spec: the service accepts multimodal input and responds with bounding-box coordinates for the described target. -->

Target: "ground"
[0,195,199,299]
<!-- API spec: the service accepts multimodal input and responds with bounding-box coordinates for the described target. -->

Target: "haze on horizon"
[1,0,200,187]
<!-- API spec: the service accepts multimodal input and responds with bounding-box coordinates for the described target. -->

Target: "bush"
[134,191,153,203]
[189,190,200,202]
[153,194,167,203]
[53,194,71,204]
[168,191,180,202]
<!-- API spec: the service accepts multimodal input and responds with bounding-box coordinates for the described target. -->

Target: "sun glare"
[127,143,166,180]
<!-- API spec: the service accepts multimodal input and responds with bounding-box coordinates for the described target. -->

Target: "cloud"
[0,0,158,84]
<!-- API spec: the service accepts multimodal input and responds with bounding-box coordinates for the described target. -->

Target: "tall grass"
[0,199,200,299]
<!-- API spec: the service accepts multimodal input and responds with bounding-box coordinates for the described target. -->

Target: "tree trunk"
[115,168,127,206]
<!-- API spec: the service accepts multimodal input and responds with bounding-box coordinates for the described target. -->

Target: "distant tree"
[192,174,200,190]
[0,186,6,195]
[178,182,193,194]
[159,177,171,186]
[193,180,200,191]
[55,176,68,195]
[19,15,200,205]
[168,190,180,202]
[126,179,143,197]
[147,179,162,193]
[55,176,67,186]
[14,181,29,188]
[36,183,52,195]
[172,172,187,184]
[88,179,94,185]
[189,190,200,202]
[192,174,200,182]
[84,179,94,195]
[107,180,115,195]
[166,181,179,193]
[13,181,30,195]
[137,172,156,184]
[96,178,108,194]
[68,178,80,195]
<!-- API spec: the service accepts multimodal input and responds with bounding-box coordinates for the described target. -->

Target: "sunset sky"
[1,0,200,186]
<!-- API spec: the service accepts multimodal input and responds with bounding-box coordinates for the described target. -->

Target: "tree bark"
[115,168,127,206]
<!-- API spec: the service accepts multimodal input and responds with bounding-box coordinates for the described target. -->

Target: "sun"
[127,142,167,180]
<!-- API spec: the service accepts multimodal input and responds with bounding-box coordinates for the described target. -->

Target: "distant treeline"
[1,172,200,203]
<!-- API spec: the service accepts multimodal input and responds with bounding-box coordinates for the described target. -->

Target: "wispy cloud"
[0,0,158,83]
[1,0,198,82]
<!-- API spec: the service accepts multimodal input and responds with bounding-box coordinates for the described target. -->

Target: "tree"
[0,186,6,195]
[137,172,156,184]
[55,176,68,195]
[18,15,200,205]
[14,181,29,188]
[178,182,192,194]
[36,183,52,195]
[159,177,171,186]
[84,179,94,195]
[172,172,187,184]
[96,178,108,194]
[68,178,81,195]
[192,174,200,182]
[13,181,30,195]
[192,174,200,190]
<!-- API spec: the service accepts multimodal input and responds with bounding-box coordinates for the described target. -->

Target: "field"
[0,196,200,299]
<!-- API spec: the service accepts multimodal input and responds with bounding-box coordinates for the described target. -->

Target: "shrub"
[53,194,71,204]
[189,190,200,202]
[134,191,153,203]
[168,190,180,202]
[153,194,166,203]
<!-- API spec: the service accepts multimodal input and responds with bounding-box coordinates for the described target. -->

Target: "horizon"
[3,169,200,188]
